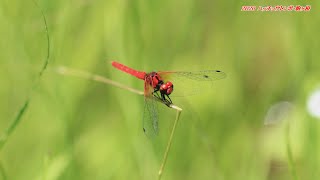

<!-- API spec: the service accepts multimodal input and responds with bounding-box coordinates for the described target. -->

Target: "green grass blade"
[0,100,29,149]
[158,106,182,180]
[0,0,50,151]
[286,122,298,180]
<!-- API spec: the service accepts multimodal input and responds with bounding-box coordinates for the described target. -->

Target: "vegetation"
[0,0,319,179]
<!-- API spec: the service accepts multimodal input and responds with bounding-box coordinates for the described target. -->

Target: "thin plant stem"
[56,66,144,95]
[286,121,298,180]
[158,107,182,180]
[0,0,50,150]
[55,66,183,178]
[32,0,50,78]
[0,100,29,149]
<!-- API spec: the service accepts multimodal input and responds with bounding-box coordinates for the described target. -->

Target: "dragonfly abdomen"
[111,61,146,80]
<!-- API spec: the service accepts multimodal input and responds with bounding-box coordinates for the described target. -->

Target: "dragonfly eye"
[167,82,173,94]
[166,86,173,95]
[166,82,173,88]
[160,82,173,95]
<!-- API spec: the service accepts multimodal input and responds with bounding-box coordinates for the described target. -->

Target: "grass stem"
[56,66,144,95]
[286,122,298,180]
[0,1,50,151]
[158,106,182,180]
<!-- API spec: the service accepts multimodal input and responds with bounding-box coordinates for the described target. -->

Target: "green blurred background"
[1,0,319,179]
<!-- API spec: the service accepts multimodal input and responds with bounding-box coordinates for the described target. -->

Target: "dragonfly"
[111,61,226,137]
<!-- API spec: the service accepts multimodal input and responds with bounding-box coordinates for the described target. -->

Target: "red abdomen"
[111,61,146,80]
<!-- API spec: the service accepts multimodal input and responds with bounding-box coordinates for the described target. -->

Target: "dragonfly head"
[160,81,173,95]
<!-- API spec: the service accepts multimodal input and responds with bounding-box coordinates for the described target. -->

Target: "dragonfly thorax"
[148,72,174,96]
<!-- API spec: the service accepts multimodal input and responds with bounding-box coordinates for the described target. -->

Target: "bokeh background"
[1,0,319,179]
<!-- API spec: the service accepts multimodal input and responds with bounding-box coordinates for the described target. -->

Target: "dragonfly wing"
[142,76,159,138]
[142,96,159,138]
[158,70,226,97]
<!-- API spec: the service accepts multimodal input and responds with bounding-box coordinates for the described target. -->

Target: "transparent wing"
[158,70,226,97]
[142,76,159,138]
[142,96,159,138]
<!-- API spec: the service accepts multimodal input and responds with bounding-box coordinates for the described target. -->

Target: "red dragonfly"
[111,61,226,137]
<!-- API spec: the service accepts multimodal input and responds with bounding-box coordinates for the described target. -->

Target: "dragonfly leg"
[153,91,161,99]
[154,89,172,106]
[166,95,173,104]
[160,93,172,107]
